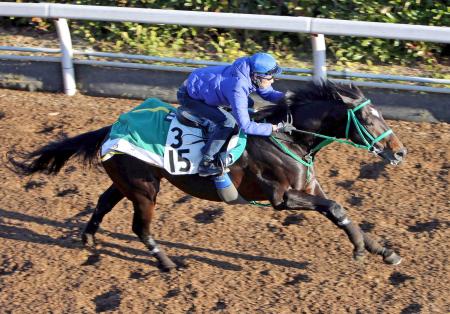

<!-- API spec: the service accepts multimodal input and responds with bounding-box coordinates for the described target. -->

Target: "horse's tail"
[8,126,111,176]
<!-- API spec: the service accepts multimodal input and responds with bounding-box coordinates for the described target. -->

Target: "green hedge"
[3,0,449,65]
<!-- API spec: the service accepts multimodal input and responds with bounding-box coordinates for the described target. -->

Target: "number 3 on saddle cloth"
[100,98,247,175]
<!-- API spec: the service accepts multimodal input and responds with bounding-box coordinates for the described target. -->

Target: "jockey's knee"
[223,118,236,129]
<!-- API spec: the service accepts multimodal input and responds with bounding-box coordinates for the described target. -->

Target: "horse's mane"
[253,80,364,122]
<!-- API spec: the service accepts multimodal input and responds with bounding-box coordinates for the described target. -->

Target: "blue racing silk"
[185,56,284,136]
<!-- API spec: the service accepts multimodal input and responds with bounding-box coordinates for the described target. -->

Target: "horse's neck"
[292,102,346,153]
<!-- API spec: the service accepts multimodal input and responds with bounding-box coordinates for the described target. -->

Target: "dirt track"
[0,88,448,313]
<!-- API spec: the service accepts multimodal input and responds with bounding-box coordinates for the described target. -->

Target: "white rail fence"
[0,2,449,96]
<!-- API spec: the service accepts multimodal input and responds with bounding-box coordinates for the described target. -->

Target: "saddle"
[176,106,241,156]
[101,98,246,176]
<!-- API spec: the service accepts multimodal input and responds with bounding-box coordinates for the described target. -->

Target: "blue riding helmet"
[250,52,282,77]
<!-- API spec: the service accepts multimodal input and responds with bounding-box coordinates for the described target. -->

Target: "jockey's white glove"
[272,121,296,134]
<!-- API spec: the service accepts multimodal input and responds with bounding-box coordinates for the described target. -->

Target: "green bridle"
[345,99,393,151]
[252,99,394,206]
[270,99,393,182]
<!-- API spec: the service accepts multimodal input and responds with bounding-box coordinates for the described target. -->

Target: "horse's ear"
[335,83,364,107]
[337,93,357,106]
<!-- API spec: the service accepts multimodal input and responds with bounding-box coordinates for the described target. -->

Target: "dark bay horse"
[10,81,407,271]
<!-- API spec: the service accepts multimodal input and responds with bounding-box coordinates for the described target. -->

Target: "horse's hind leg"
[82,184,124,248]
[132,197,177,271]
[102,154,176,271]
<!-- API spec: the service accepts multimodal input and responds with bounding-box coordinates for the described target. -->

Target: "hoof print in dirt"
[0,260,33,276]
[336,180,355,189]
[194,208,224,224]
[93,288,121,312]
[129,270,154,280]
[164,288,181,298]
[358,161,388,179]
[36,125,57,134]
[348,195,363,206]
[24,180,46,191]
[56,187,79,197]
[64,165,77,174]
[359,220,375,232]
[212,300,227,311]
[81,253,101,266]
[389,272,415,286]
[329,169,339,177]
[175,195,193,204]
[407,220,444,233]
[282,213,305,226]
[400,303,422,314]
[285,274,312,285]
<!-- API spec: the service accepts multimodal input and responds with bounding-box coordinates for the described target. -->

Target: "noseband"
[345,99,393,153]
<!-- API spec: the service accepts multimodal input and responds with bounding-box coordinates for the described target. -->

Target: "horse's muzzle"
[393,148,407,164]
[378,147,407,166]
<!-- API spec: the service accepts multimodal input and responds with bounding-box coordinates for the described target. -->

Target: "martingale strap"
[269,136,314,182]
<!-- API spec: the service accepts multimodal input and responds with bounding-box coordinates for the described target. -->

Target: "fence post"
[55,18,76,95]
[311,34,327,83]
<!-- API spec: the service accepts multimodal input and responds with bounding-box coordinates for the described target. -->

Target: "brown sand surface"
[0,88,448,313]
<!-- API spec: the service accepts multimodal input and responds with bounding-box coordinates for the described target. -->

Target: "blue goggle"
[255,64,282,78]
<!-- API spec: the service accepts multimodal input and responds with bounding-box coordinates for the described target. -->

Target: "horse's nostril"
[394,148,407,160]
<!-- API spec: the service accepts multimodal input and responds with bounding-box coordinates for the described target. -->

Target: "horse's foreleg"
[311,182,402,265]
[132,197,177,271]
[82,184,124,248]
[362,233,402,265]
[282,189,366,260]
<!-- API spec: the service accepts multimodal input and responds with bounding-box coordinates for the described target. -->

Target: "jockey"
[177,52,294,177]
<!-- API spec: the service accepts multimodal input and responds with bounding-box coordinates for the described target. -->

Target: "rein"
[270,99,393,182]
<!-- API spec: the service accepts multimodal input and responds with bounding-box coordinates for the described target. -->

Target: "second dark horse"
[11,81,407,271]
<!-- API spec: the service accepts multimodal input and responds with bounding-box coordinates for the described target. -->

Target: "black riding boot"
[198,157,222,177]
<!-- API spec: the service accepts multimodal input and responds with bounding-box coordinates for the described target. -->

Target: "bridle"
[270,99,393,182]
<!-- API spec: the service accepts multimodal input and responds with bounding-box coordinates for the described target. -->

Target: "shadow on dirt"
[336,180,355,189]
[400,303,422,314]
[194,208,224,224]
[93,287,122,312]
[174,195,193,204]
[389,271,415,286]
[358,161,389,179]
[24,180,46,191]
[0,259,33,276]
[359,220,375,232]
[0,207,309,271]
[282,213,305,226]
[285,273,312,285]
[407,219,448,233]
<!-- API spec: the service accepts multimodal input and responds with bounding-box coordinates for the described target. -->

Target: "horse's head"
[276,81,407,165]
[333,83,407,165]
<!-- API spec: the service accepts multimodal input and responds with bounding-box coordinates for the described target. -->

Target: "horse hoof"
[82,233,96,248]
[384,252,402,265]
[158,261,177,272]
[353,250,366,262]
